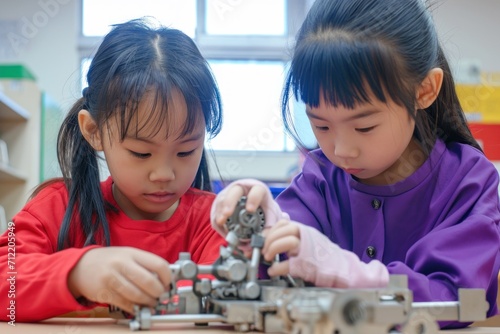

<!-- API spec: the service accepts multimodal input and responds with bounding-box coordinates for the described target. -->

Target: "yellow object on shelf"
[456,73,500,124]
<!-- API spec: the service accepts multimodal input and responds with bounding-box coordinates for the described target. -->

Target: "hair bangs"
[290,35,411,110]
[166,62,223,140]
[167,71,212,139]
[101,66,205,141]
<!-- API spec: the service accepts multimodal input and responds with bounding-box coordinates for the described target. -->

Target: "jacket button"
[371,199,381,210]
[366,246,376,258]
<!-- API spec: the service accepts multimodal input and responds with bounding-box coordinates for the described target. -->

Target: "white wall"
[1,0,499,182]
[0,0,80,112]
[432,0,500,74]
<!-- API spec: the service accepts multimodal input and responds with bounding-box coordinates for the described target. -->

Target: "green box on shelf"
[0,64,36,81]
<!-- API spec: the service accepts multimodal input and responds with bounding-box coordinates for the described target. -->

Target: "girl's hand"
[262,219,301,277]
[68,247,172,314]
[263,221,389,288]
[211,179,287,237]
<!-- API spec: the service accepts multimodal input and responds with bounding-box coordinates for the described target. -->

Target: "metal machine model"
[127,197,489,333]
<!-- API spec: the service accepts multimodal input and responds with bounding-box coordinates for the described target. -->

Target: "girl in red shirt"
[0,18,225,322]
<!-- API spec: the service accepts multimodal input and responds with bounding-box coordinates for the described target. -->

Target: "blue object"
[211,181,286,199]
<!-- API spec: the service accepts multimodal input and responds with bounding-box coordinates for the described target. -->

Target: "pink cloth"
[290,222,389,288]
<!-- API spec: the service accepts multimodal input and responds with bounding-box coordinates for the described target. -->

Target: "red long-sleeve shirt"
[0,177,225,322]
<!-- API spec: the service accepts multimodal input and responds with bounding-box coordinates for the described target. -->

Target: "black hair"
[282,0,481,154]
[38,18,222,250]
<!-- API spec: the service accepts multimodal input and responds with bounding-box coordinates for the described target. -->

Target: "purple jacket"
[276,139,500,327]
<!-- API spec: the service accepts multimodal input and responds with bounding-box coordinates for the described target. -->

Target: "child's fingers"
[262,235,300,262]
[107,272,159,308]
[130,251,172,291]
[245,185,271,212]
[121,264,168,300]
[213,185,246,225]
[108,296,136,315]
[262,221,300,255]
[267,260,290,277]
[261,219,289,238]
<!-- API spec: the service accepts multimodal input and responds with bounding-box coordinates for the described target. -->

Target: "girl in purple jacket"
[211,0,500,329]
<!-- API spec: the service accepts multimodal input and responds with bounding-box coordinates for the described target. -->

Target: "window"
[79,0,312,154]
[208,60,288,151]
[205,0,286,36]
[82,0,197,37]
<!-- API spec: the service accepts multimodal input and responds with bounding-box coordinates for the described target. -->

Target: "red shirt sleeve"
[0,182,101,322]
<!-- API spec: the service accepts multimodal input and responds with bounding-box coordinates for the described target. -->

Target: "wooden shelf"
[0,90,30,121]
[0,65,41,220]
[0,162,27,182]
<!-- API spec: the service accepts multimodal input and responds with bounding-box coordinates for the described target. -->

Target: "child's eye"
[129,150,151,159]
[315,126,329,132]
[356,126,376,133]
[178,150,196,158]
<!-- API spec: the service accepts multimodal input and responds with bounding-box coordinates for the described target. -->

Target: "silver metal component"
[239,281,261,300]
[170,252,198,280]
[127,197,489,333]
[226,196,265,240]
[400,310,440,334]
[129,307,152,331]
[195,278,212,296]
[215,258,247,282]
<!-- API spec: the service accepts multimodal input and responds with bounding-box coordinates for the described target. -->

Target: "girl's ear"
[78,109,103,151]
[416,68,444,109]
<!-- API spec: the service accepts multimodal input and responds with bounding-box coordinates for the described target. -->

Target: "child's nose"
[333,141,359,159]
[150,164,175,182]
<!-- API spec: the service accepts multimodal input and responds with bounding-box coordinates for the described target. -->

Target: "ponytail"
[56,98,111,250]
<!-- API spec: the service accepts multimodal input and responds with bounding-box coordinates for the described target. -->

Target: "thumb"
[267,260,290,277]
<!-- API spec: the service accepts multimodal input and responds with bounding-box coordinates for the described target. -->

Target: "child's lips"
[344,168,363,175]
[144,192,174,203]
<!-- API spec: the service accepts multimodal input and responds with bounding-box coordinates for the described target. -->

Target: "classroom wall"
[1,0,500,182]
[0,0,80,112]
[431,0,500,175]
[432,0,500,74]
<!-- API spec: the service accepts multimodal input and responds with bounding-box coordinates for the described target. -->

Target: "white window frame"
[78,0,307,72]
